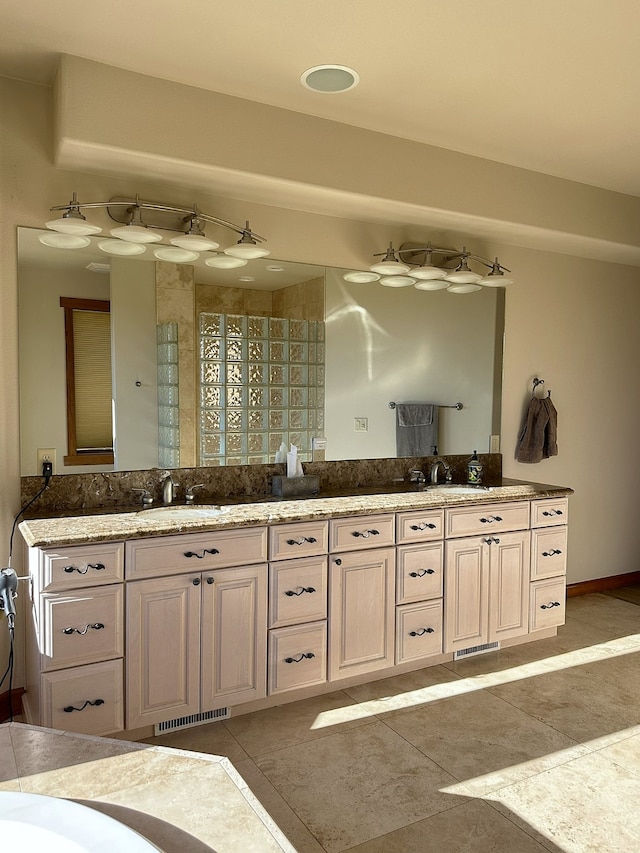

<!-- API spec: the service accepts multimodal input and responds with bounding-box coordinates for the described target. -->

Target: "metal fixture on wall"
[343,241,514,293]
[42,193,269,265]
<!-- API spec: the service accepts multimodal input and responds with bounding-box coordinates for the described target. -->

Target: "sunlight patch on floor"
[310,633,640,730]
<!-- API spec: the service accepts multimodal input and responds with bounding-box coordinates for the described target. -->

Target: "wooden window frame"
[60,297,115,466]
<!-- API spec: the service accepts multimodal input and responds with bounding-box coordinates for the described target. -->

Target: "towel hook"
[532,378,551,398]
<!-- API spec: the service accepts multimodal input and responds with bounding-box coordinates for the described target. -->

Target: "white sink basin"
[426,485,494,495]
[137,505,228,521]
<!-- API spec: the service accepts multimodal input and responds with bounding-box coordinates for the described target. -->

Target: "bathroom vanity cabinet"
[21,485,570,737]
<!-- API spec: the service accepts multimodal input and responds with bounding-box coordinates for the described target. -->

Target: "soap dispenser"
[467,451,483,485]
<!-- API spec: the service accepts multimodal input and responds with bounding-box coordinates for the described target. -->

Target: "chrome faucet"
[430,458,452,484]
[185,483,205,504]
[162,473,177,504]
[408,468,426,485]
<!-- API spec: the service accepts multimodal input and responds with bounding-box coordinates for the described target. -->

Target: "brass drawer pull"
[284,586,316,596]
[352,529,380,538]
[63,698,105,713]
[409,628,435,637]
[540,601,562,609]
[62,622,105,635]
[184,548,220,559]
[409,569,435,578]
[285,652,315,663]
[286,537,318,545]
[542,549,562,557]
[410,522,436,531]
[63,563,105,574]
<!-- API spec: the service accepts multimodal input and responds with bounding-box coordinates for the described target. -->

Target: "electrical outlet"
[37,448,56,475]
[489,435,500,453]
[354,418,368,432]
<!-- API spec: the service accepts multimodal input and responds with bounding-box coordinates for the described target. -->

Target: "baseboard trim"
[567,571,640,597]
[0,688,24,722]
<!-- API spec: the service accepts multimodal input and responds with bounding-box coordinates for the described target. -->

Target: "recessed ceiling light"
[266,265,285,272]
[239,276,256,282]
[301,65,360,93]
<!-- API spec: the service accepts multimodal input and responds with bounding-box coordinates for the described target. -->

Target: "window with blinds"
[60,297,115,466]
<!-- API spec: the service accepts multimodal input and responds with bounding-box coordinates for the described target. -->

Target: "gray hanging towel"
[516,395,558,463]
[396,403,438,457]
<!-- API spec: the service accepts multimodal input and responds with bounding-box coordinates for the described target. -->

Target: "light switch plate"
[490,434,500,453]
[354,418,368,432]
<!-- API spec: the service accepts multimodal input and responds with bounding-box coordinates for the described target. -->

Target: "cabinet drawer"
[329,514,395,552]
[41,585,123,671]
[397,508,444,544]
[126,526,268,579]
[396,543,443,604]
[269,520,329,561]
[531,528,568,580]
[396,600,443,664]
[42,659,124,735]
[445,501,530,538]
[269,556,328,628]
[529,577,566,632]
[268,621,327,694]
[41,543,124,591]
[531,497,569,528]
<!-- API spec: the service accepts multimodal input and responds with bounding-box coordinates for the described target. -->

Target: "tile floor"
[146,591,640,853]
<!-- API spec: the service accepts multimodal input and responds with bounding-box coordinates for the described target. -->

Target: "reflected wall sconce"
[42,193,269,262]
[344,241,514,293]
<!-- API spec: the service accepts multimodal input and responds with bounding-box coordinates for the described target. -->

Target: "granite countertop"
[19,479,572,549]
[0,722,296,853]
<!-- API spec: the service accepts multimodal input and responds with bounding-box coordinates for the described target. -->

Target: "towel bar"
[389,401,463,410]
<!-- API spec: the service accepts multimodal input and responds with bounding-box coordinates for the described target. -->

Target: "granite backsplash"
[20,454,502,514]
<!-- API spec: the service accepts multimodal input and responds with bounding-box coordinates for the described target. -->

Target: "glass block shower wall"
[199,313,325,466]
[157,321,180,468]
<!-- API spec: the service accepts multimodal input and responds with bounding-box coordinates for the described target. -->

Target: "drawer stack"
[529,497,569,631]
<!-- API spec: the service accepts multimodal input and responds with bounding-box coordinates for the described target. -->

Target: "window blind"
[73,310,113,450]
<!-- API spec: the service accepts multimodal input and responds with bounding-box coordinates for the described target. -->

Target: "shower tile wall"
[199,312,325,466]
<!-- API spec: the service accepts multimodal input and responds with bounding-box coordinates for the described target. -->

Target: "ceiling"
[2,0,639,198]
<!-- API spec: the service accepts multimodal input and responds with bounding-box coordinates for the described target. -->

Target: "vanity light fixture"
[38,233,91,249]
[153,246,200,263]
[204,255,248,269]
[343,241,514,293]
[44,193,268,260]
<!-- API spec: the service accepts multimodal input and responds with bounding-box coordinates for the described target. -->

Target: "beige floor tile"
[342,664,464,717]
[142,717,250,763]
[486,750,640,853]
[234,757,325,853]
[385,688,586,795]
[344,798,553,853]
[487,661,640,748]
[566,593,640,639]
[97,760,294,853]
[255,720,465,853]
[604,585,640,606]
[592,730,640,777]
[224,690,370,757]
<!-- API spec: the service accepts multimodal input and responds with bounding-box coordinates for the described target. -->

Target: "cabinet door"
[488,531,530,642]
[328,547,395,680]
[444,537,488,653]
[126,574,201,729]
[201,564,267,710]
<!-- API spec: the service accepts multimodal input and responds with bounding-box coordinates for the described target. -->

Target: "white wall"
[2,72,640,689]
[325,269,500,458]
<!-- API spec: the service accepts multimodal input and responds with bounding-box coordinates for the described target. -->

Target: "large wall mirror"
[18,227,504,475]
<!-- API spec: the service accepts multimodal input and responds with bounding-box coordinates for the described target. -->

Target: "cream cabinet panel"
[396,509,444,544]
[531,497,569,528]
[444,538,487,652]
[446,501,530,539]
[396,543,443,604]
[40,585,123,671]
[531,527,568,580]
[328,547,395,680]
[126,574,201,729]
[125,526,268,579]
[41,542,124,591]
[530,577,566,631]
[42,659,124,736]
[268,621,327,694]
[269,556,328,628]
[329,514,395,553]
[201,564,267,710]
[396,600,443,665]
[269,521,329,561]
[488,532,530,642]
